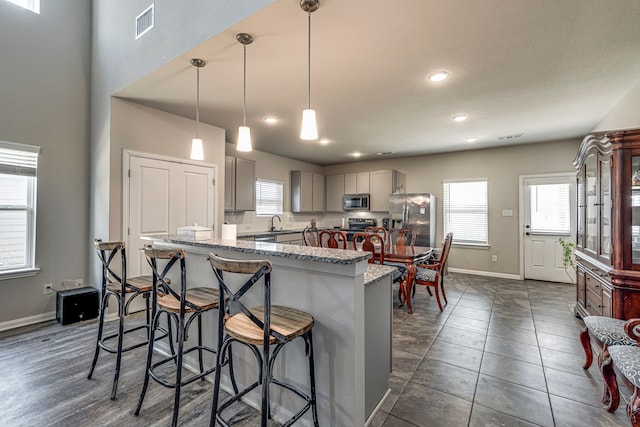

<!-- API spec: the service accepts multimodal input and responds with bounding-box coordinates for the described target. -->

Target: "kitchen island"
[142,235,395,426]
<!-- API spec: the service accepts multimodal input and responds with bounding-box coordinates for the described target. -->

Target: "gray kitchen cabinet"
[291,170,325,212]
[345,172,370,194]
[369,169,406,212]
[326,174,345,212]
[224,156,255,211]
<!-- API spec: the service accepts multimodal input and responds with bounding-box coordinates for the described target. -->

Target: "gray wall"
[91,0,275,285]
[595,78,640,132]
[0,1,91,324]
[323,139,580,277]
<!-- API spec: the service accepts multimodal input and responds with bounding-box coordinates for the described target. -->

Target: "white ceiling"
[117,0,640,166]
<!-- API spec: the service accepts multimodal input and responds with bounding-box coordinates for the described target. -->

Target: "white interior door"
[126,153,215,277]
[522,174,576,283]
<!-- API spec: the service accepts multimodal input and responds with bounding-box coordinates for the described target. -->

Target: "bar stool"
[208,253,319,426]
[88,239,165,400]
[135,247,221,427]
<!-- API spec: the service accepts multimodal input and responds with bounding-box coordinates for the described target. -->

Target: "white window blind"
[0,141,39,273]
[255,179,283,216]
[443,179,488,245]
[528,183,571,234]
[5,0,40,14]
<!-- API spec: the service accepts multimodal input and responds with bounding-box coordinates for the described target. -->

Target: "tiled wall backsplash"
[224,211,388,233]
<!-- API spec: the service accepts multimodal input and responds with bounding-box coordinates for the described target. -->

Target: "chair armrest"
[624,318,640,344]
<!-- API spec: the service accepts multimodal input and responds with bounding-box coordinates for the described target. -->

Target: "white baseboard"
[0,311,56,332]
[366,388,391,426]
[448,268,521,280]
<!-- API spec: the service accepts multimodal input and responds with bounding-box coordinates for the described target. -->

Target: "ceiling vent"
[135,4,154,40]
[497,133,524,141]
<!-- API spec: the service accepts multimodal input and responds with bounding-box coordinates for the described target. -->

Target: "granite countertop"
[364,264,397,287]
[143,234,371,265]
[236,229,305,238]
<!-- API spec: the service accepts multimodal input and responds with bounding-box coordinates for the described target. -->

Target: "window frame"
[255,178,284,217]
[443,178,489,247]
[0,140,40,279]
[4,0,40,14]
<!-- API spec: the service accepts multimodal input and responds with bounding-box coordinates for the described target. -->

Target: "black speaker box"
[56,287,99,325]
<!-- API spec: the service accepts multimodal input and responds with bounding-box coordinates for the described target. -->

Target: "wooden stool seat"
[226,305,314,345]
[157,287,220,313]
[106,275,154,294]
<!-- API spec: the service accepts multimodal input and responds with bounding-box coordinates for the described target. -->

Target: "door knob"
[525,232,531,236]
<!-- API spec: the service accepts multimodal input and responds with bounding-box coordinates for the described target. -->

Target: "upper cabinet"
[344,172,370,194]
[291,170,325,213]
[326,174,345,212]
[369,169,406,212]
[224,156,255,211]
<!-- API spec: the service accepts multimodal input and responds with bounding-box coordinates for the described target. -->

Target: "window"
[0,141,39,276]
[528,183,571,234]
[255,179,283,216]
[5,0,40,14]
[443,179,488,246]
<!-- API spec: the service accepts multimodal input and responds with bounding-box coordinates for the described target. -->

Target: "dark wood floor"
[0,312,262,426]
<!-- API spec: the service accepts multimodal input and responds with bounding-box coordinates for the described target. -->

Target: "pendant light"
[190,58,206,160]
[236,33,253,152]
[300,0,319,141]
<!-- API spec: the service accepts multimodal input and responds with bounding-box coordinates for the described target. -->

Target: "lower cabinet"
[576,260,612,318]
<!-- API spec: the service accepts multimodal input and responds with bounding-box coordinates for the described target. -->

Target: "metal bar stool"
[88,239,167,400]
[208,253,319,427]
[135,247,221,427]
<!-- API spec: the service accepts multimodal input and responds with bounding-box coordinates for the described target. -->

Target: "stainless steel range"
[343,218,377,241]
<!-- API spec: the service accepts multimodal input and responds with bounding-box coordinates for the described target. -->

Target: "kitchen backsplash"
[223,211,388,233]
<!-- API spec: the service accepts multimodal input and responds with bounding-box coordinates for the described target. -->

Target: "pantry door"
[521,173,576,283]
[124,152,216,277]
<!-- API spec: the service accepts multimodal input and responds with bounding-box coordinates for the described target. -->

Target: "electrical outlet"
[43,283,53,295]
[491,255,498,262]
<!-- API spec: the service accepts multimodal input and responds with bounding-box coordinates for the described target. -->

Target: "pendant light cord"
[307,11,311,110]
[243,43,247,126]
[195,66,200,138]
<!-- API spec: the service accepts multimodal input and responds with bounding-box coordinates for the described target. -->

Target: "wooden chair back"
[438,232,453,272]
[364,226,388,247]
[353,232,385,264]
[389,228,416,249]
[93,239,127,293]
[302,226,319,247]
[319,230,348,249]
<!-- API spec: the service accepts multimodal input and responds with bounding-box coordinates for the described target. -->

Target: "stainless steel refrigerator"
[388,193,436,247]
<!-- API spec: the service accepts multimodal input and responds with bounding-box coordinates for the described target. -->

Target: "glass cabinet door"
[632,156,640,264]
[585,153,598,254]
[599,156,611,261]
[577,168,585,250]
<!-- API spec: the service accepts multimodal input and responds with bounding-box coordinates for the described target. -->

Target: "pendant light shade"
[300,0,319,141]
[300,109,318,140]
[236,33,253,152]
[190,58,206,160]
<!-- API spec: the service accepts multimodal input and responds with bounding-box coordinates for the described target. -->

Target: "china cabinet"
[574,129,640,320]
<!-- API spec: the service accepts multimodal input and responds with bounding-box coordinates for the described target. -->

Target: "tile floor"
[374,273,629,427]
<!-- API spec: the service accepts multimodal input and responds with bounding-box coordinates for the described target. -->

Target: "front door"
[522,173,576,283]
[125,152,216,277]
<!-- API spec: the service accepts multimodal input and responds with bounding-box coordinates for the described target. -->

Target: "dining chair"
[580,316,638,412]
[353,232,385,264]
[319,229,348,249]
[414,233,453,311]
[389,228,417,249]
[302,226,320,247]
[364,226,388,247]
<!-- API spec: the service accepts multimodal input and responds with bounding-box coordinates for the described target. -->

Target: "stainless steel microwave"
[343,193,370,211]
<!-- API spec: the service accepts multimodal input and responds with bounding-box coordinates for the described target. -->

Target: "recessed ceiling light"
[352,152,361,158]
[264,116,278,124]
[452,114,467,122]
[465,137,477,143]
[429,71,449,82]
[319,138,330,145]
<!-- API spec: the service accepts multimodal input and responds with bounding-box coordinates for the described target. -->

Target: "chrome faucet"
[270,215,282,232]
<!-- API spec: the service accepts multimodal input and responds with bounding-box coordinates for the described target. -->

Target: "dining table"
[383,245,433,314]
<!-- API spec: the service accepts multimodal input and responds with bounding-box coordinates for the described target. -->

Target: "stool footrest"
[97,326,168,354]
[148,345,217,388]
